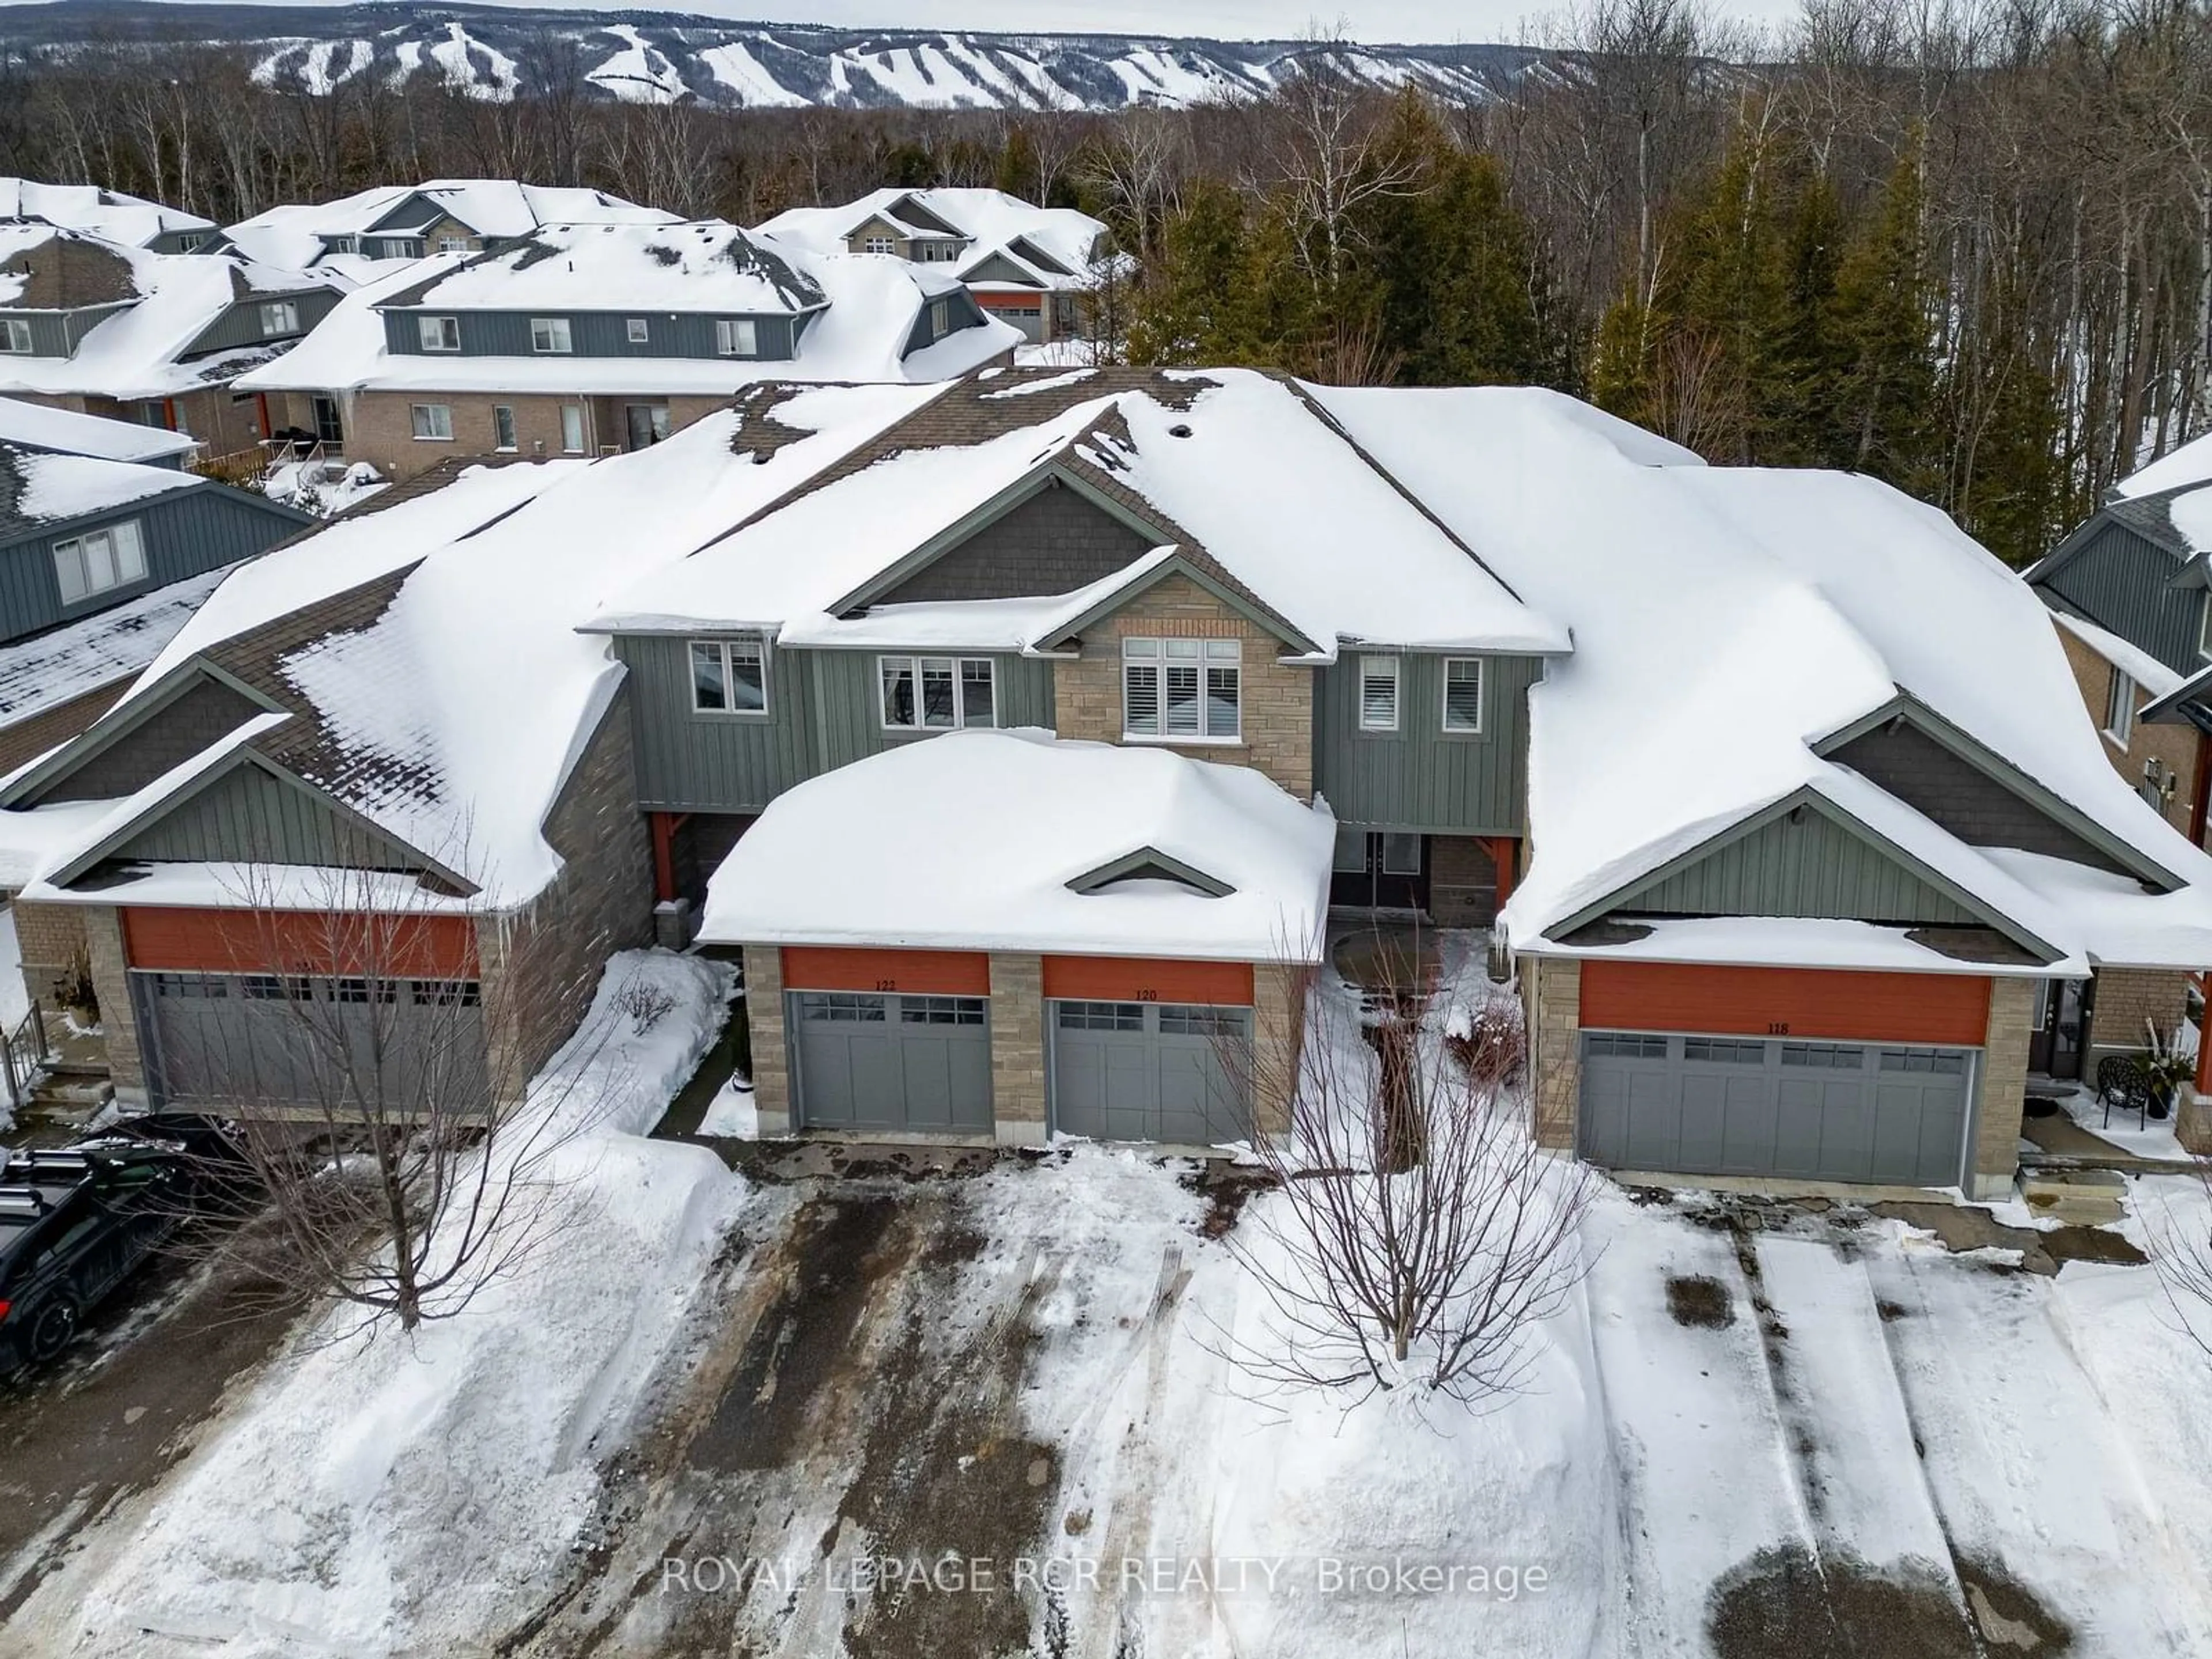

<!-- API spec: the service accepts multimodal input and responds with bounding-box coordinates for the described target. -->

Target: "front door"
[310,395,343,446]
[2031,977,2091,1081]
[624,404,671,451]
[1330,830,1430,912]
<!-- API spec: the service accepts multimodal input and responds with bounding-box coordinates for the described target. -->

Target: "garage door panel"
[1051,1001,1252,1144]
[1582,1029,1969,1188]
[793,993,990,1132]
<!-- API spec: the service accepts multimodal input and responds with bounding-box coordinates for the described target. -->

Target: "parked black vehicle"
[0,1119,245,1370]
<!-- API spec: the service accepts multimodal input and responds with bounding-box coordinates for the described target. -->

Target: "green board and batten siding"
[1607,806,1980,925]
[616,635,1055,813]
[111,761,428,870]
[2038,518,2206,676]
[1312,653,1537,835]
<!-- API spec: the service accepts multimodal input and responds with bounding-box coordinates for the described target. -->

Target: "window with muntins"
[418,315,460,352]
[2105,667,2136,745]
[715,318,759,357]
[52,520,146,604]
[880,656,994,730]
[1442,657,1484,732]
[690,639,767,715]
[411,403,453,441]
[863,236,897,255]
[1123,638,1240,740]
[0,319,30,353]
[1359,654,1399,731]
[531,317,573,354]
[258,300,298,335]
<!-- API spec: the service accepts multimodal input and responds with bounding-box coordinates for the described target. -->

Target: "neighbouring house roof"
[586,366,1569,660]
[2114,430,2212,501]
[0,178,215,248]
[9,389,930,914]
[0,442,203,540]
[217,180,678,277]
[698,728,1337,962]
[233,223,1017,399]
[1311,383,2212,974]
[0,226,335,401]
[2050,608,2186,700]
[0,563,233,726]
[757,188,1115,294]
[0,395,198,465]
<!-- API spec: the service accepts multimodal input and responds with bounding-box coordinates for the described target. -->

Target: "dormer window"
[0,319,30,354]
[531,317,573,354]
[2199,597,2211,661]
[715,318,757,357]
[862,236,897,255]
[258,300,299,336]
[627,317,650,344]
[418,315,460,352]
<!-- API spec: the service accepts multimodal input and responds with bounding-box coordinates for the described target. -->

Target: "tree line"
[5,0,2211,563]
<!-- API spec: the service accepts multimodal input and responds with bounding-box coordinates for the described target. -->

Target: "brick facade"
[1972,976,2034,1199]
[2088,965,2193,1066]
[0,678,128,780]
[1521,953,1581,1150]
[16,388,266,465]
[1051,574,1313,798]
[343,389,730,482]
[79,904,145,1108]
[1429,835,1501,926]
[1251,960,1305,1139]
[987,951,1047,1145]
[2054,620,2203,845]
[742,944,790,1133]
[10,898,89,1012]
[476,691,656,1103]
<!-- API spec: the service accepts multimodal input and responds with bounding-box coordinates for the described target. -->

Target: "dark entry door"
[2029,978,2091,1080]
[1330,831,1430,911]
[310,396,343,446]
[624,404,671,450]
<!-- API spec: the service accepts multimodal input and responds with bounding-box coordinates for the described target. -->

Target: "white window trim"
[1121,637,1242,744]
[688,638,769,718]
[410,403,453,441]
[626,317,650,344]
[1358,653,1400,732]
[1441,656,1486,735]
[491,405,517,453]
[2104,667,2137,748]
[715,317,759,358]
[559,405,588,454]
[2199,597,2212,661]
[0,318,31,354]
[258,300,298,335]
[530,317,573,354]
[418,315,460,353]
[52,518,146,606]
[877,654,997,732]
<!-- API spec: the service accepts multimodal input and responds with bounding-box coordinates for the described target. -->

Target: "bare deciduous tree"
[1213,931,1594,1410]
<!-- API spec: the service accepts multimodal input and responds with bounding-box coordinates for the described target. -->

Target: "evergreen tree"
[1825,151,1942,497]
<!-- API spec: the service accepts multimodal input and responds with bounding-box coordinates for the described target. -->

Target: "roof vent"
[1168,423,1194,438]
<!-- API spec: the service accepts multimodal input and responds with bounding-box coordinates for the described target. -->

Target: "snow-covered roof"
[757,188,1112,293]
[234,227,1015,399]
[20,387,934,913]
[2050,608,2186,700]
[0,226,334,400]
[0,177,214,247]
[218,180,677,274]
[589,368,1567,659]
[0,395,198,464]
[0,443,203,539]
[1312,383,2212,974]
[0,565,231,725]
[698,728,1336,961]
[2116,431,2212,500]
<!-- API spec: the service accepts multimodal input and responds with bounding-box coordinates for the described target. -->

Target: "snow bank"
[54,949,745,1658]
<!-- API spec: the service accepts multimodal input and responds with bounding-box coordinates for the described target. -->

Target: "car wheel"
[25,1295,79,1364]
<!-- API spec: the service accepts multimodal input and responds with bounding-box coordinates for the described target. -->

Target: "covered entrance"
[1331,828,1429,911]
[1043,955,1253,1145]
[782,948,993,1134]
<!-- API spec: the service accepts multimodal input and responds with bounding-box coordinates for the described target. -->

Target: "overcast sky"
[141,0,1805,46]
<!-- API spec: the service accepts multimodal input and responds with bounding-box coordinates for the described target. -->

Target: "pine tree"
[1827,150,1942,495]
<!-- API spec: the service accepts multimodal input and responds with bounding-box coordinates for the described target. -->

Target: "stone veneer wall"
[1972,976,2035,1200]
[988,952,1046,1145]
[10,898,89,1012]
[1429,835,1501,927]
[1050,574,1313,800]
[743,944,789,1133]
[2089,967,2193,1062]
[1521,954,1580,1151]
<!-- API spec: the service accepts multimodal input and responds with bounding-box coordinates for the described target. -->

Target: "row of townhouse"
[2,365,2207,1206]
[0,176,1110,484]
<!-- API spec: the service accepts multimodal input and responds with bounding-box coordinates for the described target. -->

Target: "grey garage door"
[135,969,488,1113]
[1578,1032,1972,1186]
[790,991,993,1133]
[1050,1001,1251,1145]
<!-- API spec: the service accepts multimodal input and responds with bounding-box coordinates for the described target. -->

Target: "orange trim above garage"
[1041,955,1255,1006]
[123,907,478,978]
[781,946,991,995]
[1579,961,1990,1047]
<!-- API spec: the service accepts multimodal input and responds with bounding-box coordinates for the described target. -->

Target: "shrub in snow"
[1218,933,1593,1411]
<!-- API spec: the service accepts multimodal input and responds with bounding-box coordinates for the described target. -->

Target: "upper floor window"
[174,232,206,252]
[418,315,460,352]
[0,319,31,354]
[437,236,472,253]
[1442,657,1484,733]
[1124,637,1239,741]
[691,639,767,715]
[410,403,453,441]
[53,519,146,605]
[259,300,299,335]
[1358,654,1399,731]
[627,317,650,344]
[2105,667,2137,747]
[2199,599,2212,661]
[862,236,897,255]
[385,237,423,259]
[531,317,573,354]
[880,656,994,730]
[929,298,951,336]
[715,318,758,358]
